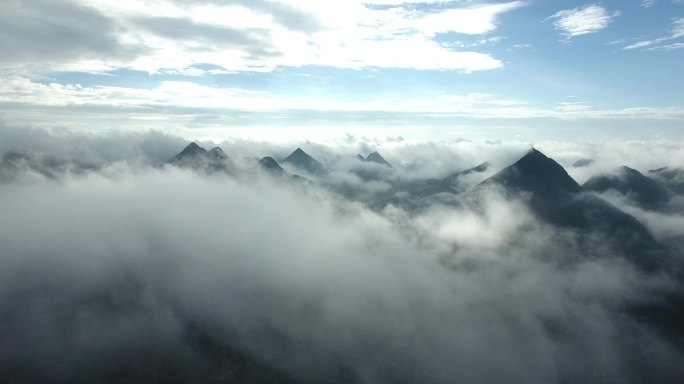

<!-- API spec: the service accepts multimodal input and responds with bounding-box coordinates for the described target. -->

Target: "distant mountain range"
[166,142,234,173]
[584,166,673,211]
[3,142,684,383]
[480,149,667,270]
[3,142,683,272]
[357,151,393,168]
[161,144,683,268]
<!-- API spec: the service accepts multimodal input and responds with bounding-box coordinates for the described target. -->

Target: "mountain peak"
[359,151,393,168]
[583,165,672,210]
[258,156,283,172]
[482,148,582,196]
[283,148,325,174]
[166,142,233,173]
[177,142,206,158]
[285,148,310,161]
[366,151,392,166]
[208,147,228,160]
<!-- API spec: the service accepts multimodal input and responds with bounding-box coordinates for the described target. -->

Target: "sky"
[0,0,683,142]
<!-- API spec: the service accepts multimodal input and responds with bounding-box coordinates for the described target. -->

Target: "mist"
[1,125,684,384]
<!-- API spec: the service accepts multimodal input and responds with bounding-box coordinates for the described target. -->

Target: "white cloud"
[412,2,527,36]
[641,0,657,7]
[2,76,684,140]
[623,17,684,50]
[0,0,527,74]
[547,4,620,38]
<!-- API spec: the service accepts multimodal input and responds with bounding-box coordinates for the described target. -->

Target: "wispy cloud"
[547,4,620,39]
[2,76,684,140]
[624,17,684,50]
[641,0,657,8]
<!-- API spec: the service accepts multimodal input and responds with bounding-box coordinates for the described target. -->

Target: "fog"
[1,125,684,383]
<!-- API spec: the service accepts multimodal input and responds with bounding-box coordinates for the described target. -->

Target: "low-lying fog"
[1,123,684,383]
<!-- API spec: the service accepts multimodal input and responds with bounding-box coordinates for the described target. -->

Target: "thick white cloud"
[547,4,619,38]
[0,0,526,74]
[413,1,527,36]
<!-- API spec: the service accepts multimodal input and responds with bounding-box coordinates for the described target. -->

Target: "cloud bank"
[1,127,684,383]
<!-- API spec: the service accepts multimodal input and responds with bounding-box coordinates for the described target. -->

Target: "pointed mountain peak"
[359,151,393,168]
[169,142,207,163]
[172,142,207,160]
[366,151,393,168]
[518,148,554,165]
[283,147,325,174]
[356,154,366,161]
[166,142,233,174]
[523,147,545,159]
[258,156,283,172]
[285,148,312,161]
[181,142,205,154]
[482,148,582,196]
[208,146,228,160]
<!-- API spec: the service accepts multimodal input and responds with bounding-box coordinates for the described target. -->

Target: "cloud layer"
[1,127,684,383]
[0,0,528,74]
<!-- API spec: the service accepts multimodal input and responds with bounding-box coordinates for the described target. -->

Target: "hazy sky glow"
[0,0,683,141]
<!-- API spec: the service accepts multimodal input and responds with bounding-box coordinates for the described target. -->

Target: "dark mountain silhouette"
[282,148,325,175]
[583,166,673,210]
[358,151,393,168]
[173,142,205,159]
[255,156,305,183]
[649,167,684,195]
[479,149,666,270]
[208,146,228,161]
[482,149,582,196]
[166,142,233,173]
[258,156,285,175]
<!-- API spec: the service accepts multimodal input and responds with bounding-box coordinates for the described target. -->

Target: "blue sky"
[0,0,682,141]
